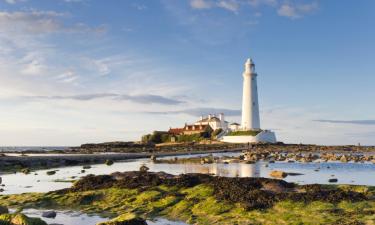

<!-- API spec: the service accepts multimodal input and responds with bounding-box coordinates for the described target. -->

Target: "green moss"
[1,184,375,225]
[227,130,262,136]
[0,213,47,225]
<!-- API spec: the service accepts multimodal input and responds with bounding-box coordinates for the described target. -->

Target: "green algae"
[1,185,375,224]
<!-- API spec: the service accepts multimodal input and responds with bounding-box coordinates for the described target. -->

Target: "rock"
[340,155,348,163]
[329,178,338,183]
[105,159,114,166]
[21,168,31,174]
[0,213,48,225]
[0,177,1,184]
[97,213,147,225]
[42,211,57,218]
[139,165,149,172]
[83,165,91,169]
[46,171,56,175]
[269,170,287,179]
[150,155,156,162]
[0,205,8,214]
[81,170,86,173]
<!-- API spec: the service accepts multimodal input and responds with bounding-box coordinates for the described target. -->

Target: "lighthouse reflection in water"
[182,163,261,177]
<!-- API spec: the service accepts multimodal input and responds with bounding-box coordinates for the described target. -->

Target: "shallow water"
[14,209,187,225]
[2,152,375,195]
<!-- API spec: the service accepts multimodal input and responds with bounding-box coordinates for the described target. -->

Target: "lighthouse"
[241,58,260,130]
[220,57,277,143]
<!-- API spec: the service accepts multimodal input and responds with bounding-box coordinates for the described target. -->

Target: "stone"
[105,159,114,166]
[97,213,147,225]
[0,205,8,214]
[21,168,31,174]
[340,155,348,163]
[269,170,287,179]
[42,211,57,218]
[0,213,48,225]
[46,171,56,175]
[139,165,149,172]
[329,178,338,183]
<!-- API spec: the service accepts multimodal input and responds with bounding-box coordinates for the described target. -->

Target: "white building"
[241,58,260,130]
[195,113,228,131]
[221,58,277,144]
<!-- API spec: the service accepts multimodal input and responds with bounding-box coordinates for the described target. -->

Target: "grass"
[227,130,262,136]
[1,185,375,224]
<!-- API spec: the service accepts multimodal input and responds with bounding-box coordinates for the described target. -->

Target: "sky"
[0,0,375,146]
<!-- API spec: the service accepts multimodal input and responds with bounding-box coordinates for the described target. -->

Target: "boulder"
[105,159,114,166]
[0,213,48,225]
[21,168,31,174]
[269,170,287,179]
[97,213,147,225]
[46,171,56,176]
[42,210,57,218]
[340,155,348,163]
[0,205,8,214]
[139,165,149,172]
[329,178,338,183]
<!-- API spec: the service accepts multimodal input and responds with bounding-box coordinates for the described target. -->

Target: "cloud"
[313,120,375,126]
[218,0,239,12]
[248,0,277,7]
[0,10,106,35]
[146,107,241,117]
[189,0,239,13]
[4,0,26,4]
[190,0,212,9]
[188,0,318,18]
[23,93,185,105]
[278,2,318,19]
[56,70,79,83]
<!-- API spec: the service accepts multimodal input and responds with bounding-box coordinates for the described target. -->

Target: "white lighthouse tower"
[241,58,260,130]
[221,57,277,144]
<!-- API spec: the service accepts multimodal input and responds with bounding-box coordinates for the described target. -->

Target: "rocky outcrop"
[42,210,57,218]
[97,213,147,225]
[269,170,288,179]
[68,171,367,210]
[0,213,47,225]
[0,205,8,214]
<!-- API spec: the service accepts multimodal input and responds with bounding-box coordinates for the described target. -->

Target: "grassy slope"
[1,184,375,225]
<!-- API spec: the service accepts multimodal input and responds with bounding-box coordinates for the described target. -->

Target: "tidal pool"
[2,152,375,195]
[14,209,187,225]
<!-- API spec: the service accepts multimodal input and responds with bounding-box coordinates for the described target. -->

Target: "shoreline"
[0,148,244,174]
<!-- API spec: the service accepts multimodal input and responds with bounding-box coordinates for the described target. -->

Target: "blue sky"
[0,0,375,146]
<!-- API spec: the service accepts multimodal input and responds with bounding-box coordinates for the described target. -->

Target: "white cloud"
[190,0,212,9]
[56,70,79,83]
[248,0,278,7]
[278,2,318,19]
[4,0,26,4]
[188,0,318,18]
[218,0,239,12]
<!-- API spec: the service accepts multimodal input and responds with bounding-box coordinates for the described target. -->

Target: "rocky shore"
[0,171,374,224]
[0,148,242,173]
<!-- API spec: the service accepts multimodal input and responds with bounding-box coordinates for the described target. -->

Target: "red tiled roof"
[168,128,184,135]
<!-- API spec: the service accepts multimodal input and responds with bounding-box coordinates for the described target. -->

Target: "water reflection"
[15,209,187,225]
[3,152,375,195]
